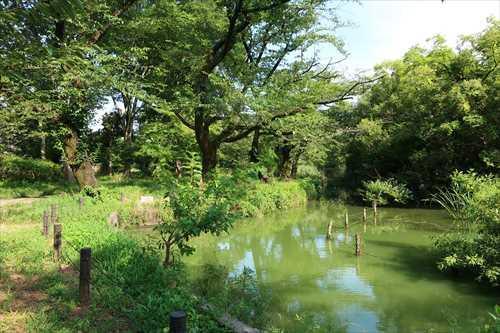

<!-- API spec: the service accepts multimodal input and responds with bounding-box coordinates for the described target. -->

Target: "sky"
[323,0,500,75]
[93,0,499,129]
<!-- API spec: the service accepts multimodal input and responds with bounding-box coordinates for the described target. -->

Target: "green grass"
[0,177,303,332]
[0,181,227,332]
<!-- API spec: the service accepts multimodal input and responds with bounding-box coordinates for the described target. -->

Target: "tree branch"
[316,75,384,105]
[87,0,139,45]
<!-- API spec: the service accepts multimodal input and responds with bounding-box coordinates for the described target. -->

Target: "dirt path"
[0,198,40,207]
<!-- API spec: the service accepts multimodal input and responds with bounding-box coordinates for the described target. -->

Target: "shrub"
[359,178,411,208]
[239,180,309,217]
[432,171,500,286]
[0,154,61,181]
[155,173,243,266]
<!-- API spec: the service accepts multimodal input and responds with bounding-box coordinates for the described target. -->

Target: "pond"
[188,204,498,332]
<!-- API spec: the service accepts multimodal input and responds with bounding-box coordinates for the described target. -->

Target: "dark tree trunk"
[40,135,46,160]
[290,148,304,179]
[249,127,261,163]
[291,156,299,178]
[199,136,218,178]
[275,144,293,179]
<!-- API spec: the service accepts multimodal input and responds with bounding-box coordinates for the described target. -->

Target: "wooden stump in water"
[326,220,333,240]
[79,248,91,307]
[53,224,62,261]
[363,207,367,222]
[355,233,361,256]
[344,211,349,228]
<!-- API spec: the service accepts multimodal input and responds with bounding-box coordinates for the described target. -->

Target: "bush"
[359,178,412,207]
[239,180,309,217]
[0,154,61,181]
[432,171,500,286]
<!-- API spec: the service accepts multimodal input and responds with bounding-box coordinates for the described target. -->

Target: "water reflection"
[189,205,498,332]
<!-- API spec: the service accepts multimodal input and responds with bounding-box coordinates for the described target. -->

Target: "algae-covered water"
[188,204,498,332]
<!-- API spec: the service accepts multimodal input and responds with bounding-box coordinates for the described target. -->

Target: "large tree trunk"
[275,144,293,179]
[199,135,218,178]
[63,129,97,187]
[249,127,261,163]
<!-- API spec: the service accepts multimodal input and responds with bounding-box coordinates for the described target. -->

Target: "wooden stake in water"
[355,233,361,256]
[363,208,367,222]
[344,211,349,228]
[42,210,49,237]
[326,220,333,240]
[79,197,84,208]
[53,224,62,261]
[79,248,91,307]
[372,201,378,216]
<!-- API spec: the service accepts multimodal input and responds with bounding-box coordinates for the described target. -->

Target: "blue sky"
[323,0,500,75]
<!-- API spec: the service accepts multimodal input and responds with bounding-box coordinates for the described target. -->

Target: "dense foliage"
[331,19,499,202]
[433,171,500,286]
[1,1,499,330]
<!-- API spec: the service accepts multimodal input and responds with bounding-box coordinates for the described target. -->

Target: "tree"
[338,18,499,200]
[0,0,141,187]
[132,0,346,178]
[156,174,244,266]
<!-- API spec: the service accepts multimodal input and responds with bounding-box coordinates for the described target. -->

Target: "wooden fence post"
[79,248,91,307]
[170,310,187,333]
[42,210,49,237]
[355,233,361,256]
[344,210,349,228]
[53,224,62,261]
[50,204,58,224]
[326,220,333,240]
[363,207,367,222]
[79,197,84,208]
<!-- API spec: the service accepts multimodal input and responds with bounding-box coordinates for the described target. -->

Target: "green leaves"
[360,178,412,206]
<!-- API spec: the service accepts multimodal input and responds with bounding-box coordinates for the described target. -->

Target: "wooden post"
[170,310,187,333]
[363,207,367,222]
[344,210,349,228]
[42,210,49,237]
[355,233,361,256]
[79,197,84,208]
[326,220,333,240]
[79,248,91,307]
[53,224,62,261]
[50,204,58,224]
[372,201,377,216]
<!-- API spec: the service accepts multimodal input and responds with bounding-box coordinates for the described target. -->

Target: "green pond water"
[188,204,498,332]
